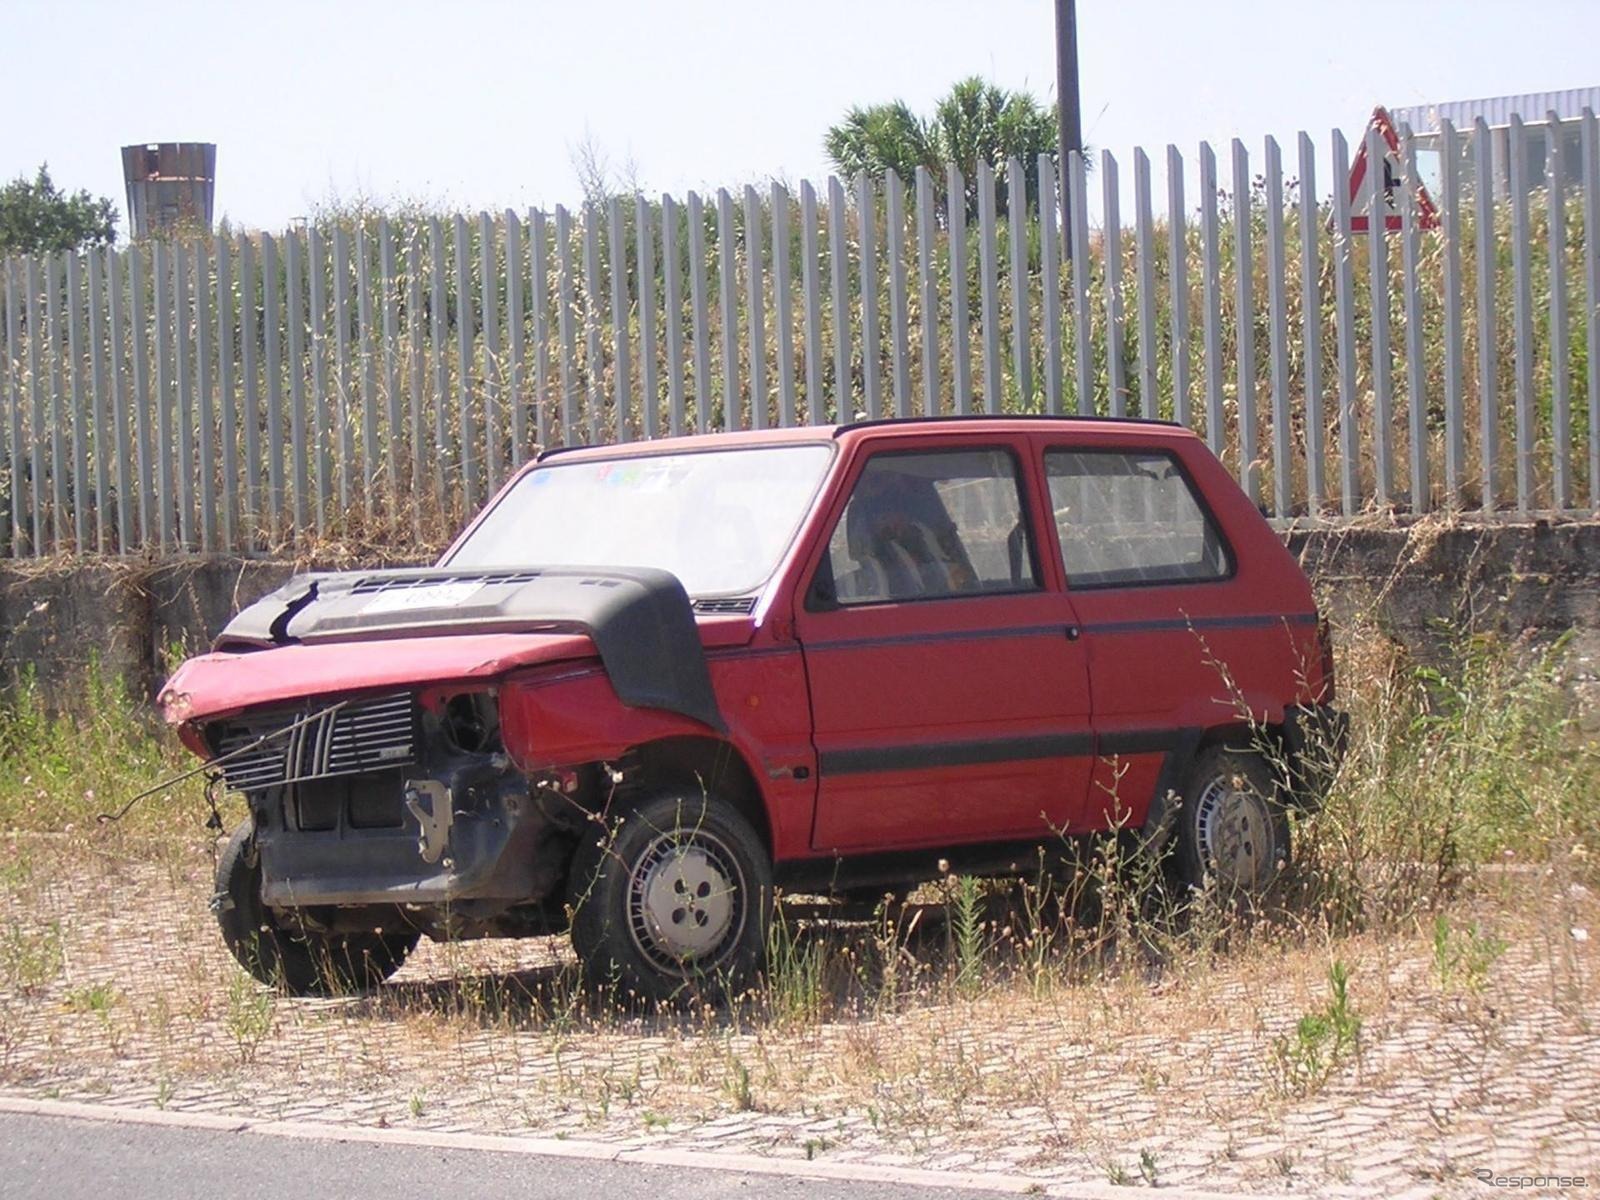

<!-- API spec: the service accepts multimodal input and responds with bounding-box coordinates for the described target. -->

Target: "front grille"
[211,692,417,794]
[348,571,542,595]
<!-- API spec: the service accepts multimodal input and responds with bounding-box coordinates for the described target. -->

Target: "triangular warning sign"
[1348,106,1440,233]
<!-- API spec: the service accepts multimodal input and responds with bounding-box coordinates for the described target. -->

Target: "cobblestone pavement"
[1,839,1595,1197]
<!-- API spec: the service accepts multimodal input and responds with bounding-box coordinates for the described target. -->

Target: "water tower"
[121,142,216,238]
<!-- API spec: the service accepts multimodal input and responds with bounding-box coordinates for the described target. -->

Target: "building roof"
[1391,86,1600,133]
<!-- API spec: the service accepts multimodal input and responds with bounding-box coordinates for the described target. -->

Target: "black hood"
[216,566,726,732]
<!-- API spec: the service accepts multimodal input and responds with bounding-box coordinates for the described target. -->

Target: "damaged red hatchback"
[162,416,1344,1001]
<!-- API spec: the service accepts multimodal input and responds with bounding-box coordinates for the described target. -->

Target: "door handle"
[1064,625,1081,641]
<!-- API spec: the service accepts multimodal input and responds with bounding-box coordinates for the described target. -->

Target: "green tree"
[0,165,118,256]
[824,77,1071,223]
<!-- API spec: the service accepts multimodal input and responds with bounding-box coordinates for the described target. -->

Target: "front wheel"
[1175,745,1290,896]
[567,790,771,1006]
[215,821,419,996]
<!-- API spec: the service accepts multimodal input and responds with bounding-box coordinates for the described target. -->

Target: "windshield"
[445,443,834,596]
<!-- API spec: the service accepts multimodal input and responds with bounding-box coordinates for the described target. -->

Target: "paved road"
[0,1111,1014,1200]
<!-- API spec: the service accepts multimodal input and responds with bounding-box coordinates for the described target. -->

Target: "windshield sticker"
[362,580,484,614]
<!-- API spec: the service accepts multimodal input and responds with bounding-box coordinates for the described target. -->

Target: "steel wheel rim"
[626,827,746,978]
[1194,772,1273,888]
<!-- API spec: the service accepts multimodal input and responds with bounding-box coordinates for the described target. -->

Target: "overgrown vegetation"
[0,624,1593,1171]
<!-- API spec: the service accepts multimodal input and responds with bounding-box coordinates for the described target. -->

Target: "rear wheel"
[1176,745,1289,895]
[215,821,419,996]
[567,789,771,1006]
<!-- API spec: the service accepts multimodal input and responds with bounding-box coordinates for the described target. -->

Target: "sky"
[4,0,1599,236]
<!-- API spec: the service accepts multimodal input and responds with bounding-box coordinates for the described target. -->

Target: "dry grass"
[0,621,1597,1192]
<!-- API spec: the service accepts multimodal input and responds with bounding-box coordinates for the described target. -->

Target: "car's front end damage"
[161,565,730,956]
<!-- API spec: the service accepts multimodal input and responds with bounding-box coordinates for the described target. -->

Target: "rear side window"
[815,448,1039,606]
[1044,449,1230,588]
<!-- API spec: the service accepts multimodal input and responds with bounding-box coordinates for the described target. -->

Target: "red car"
[162,416,1344,1001]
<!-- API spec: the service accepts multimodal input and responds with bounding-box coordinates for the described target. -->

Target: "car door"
[1033,433,1240,832]
[794,436,1094,854]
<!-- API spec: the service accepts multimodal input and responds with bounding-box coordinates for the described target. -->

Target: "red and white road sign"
[1348,105,1440,233]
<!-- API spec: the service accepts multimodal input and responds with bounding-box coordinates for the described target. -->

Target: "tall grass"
[0,624,1592,1010]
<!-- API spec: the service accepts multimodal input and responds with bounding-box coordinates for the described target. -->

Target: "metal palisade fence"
[2,113,1599,558]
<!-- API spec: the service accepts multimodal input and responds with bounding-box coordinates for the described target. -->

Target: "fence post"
[555,206,580,444]
[48,253,70,551]
[1263,135,1292,518]
[195,239,216,552]
[1365,124,1394,508]
[479,212,504,475]
[1330,131,1359,517]
[332,227,354,515]
[307,228,329,537]
[1039,155,1063,416]
[1439,120,1466,510]
[1473,118,1499,515]
[946,165,972,415]
[1508,115,1535,514]
[427,218,449,512]
[262,234,284,541]
[977,160,1001,415]
[637,195,662,437]
[1199,143,1223,453]
[215,238,236,552]
[828,176,852,421]
[662,197,688,436]
[128,248,153,549]
[1167,145,1190,429]
[531,209,553,449]
[1297,131,1325,516]
[856,173,883,420]
[1007,158,1033,408]
[771,182,796,428]
[382,219,404,505]
[917,166,943,417]
[887,170,912,419]
[1232,139,1258,504]
[1547,113,1572,511]
[87,253,112,551]
[1584,108,1600,511]
[2,261,20,553]
[741,185,766,430]
[604,200,630,442]
[455,214,479,498]
[1102,151,1125,419]
[800,182,825,425]
[1133,148,1158,417]
[152,243,173,552]
[686,193,711,434]
[716,189,738,431]
[1068,151,1092,417]
[406,231,425,538]
[506,209,527,461]
[286,232,308,540]
[1400,126,1429,514]
[66,252,89,550]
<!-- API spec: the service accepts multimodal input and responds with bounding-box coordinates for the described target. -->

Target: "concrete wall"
[1,521,1595,710]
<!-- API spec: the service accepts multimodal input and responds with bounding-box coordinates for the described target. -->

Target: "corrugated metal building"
[1390,86,1600,198]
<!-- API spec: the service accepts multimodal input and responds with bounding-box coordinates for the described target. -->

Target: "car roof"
[534,414,1193,466]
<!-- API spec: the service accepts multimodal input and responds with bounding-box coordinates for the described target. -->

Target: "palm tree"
[824,77,1080,224]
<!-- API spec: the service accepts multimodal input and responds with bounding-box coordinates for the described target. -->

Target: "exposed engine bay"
[207,686,598,942]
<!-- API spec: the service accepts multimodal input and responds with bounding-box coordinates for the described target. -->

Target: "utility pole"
[1055,0,1083,248]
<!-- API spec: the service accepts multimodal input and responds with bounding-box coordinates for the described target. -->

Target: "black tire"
[215,821,420,997]
[567,790,771,1006]
[1175,745,1290,895]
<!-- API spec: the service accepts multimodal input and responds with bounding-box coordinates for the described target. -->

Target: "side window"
[815,448,1039,607]
[1044,449,1230,588]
